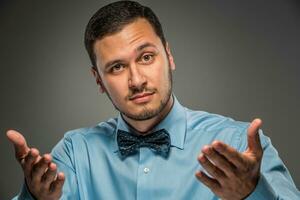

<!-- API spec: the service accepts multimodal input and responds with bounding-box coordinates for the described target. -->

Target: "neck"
[122,95,174,134]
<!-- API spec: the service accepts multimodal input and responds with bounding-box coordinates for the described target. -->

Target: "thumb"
[6,129,30,161]
[247,118,263,156]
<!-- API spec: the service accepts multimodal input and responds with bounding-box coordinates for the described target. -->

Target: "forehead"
[93,18,163,67]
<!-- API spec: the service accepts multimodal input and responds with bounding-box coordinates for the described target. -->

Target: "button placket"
[137,148,155,200]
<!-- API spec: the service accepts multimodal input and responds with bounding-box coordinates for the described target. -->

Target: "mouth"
[129,92,155,103]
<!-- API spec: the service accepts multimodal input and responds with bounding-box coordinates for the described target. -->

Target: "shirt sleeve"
[51,132,80,200]
[12,180,36,200]
[239,129,300,200]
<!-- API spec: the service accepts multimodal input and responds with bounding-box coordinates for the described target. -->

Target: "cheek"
[105,78,128,98]
[147,60,169,83]
[154,66,170,86]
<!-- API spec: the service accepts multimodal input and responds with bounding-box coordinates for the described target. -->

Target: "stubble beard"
[105,67,173,121]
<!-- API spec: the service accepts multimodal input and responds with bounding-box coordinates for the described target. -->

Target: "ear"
[90,66,106,93]
[165,42,175,70]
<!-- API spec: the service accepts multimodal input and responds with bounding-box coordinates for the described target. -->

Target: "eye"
[139,53,154,64]
[111,63,125,73]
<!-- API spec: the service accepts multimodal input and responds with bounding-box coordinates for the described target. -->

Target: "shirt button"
[143,167,150,174]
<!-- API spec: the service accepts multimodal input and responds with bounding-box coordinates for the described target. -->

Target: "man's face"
[92,18,175,120]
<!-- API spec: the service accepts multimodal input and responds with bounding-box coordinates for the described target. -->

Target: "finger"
[23,148,40,177]
[195,170,220,192]
[50,172,65,194]
[212,141,247,170]
[247,118,263,155]
[198,151,226,181]
[202,143,236,177]
[31,154,52,184]
[41,162,58,190]
[6,130,30,162]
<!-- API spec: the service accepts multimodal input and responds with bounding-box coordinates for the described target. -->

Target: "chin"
[123,102,164,121]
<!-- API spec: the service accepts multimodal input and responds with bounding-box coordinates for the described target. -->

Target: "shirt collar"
[113,95,187,152]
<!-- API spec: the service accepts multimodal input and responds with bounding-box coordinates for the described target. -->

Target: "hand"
[7,130,65,200]
[195,118,263,200]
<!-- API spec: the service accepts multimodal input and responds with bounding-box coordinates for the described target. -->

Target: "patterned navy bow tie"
[117,129,171,158]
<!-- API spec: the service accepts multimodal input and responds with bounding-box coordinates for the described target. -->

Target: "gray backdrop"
[1,0,299,199]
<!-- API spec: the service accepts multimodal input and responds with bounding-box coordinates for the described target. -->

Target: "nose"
[128,64,146,89]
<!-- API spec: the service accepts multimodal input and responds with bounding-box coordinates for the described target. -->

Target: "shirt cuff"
[245,174,277,200]
[17,181,37,200]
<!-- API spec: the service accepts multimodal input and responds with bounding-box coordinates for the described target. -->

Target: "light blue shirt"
[16,96,300,199]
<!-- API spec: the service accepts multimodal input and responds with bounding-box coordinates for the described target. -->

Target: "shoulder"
[184,107,253,150]
[184,107,249,132]
[59,117,118,147]
[184,107,270,151]
[52,117,118,156]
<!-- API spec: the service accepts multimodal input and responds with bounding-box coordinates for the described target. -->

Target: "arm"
[245,132,300,200]
[195,119,300,200]
[50,133,80,200]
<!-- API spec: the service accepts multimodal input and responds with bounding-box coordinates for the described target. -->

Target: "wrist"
[25,178,38,200]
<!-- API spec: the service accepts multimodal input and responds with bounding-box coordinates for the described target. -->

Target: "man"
[7,1,300,199]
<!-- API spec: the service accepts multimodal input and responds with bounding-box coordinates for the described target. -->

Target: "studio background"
[1,0,299,199]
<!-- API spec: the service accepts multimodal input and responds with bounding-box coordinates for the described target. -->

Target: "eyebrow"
[103,42,157,70]
[136,42,157,52]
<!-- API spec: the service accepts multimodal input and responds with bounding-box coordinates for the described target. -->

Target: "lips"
[129,92,154,100]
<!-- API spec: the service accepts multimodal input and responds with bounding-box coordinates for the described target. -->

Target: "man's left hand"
[195,118,263,200]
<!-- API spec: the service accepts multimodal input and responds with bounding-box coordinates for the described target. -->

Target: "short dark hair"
[84,0,167,67]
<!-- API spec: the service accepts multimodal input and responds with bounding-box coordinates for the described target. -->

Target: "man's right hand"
[6,130,65,200]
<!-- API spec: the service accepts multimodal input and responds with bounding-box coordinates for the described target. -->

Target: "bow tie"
[117,129,171,158]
